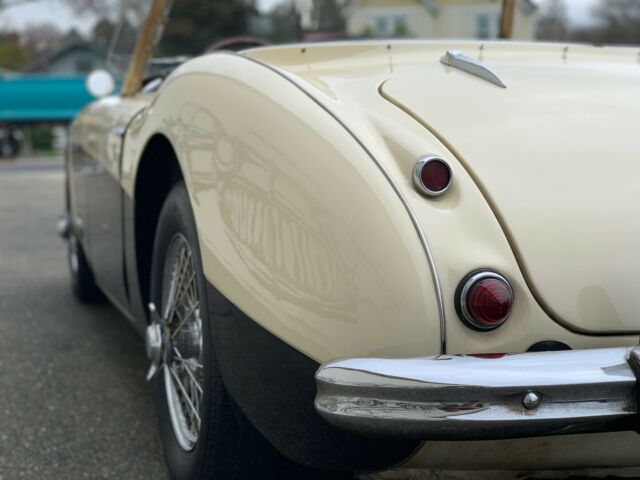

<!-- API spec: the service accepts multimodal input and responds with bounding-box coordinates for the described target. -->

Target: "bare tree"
[537,0,568,41]
[0,0,36,12]
[62,0,151,25]
[18,22,66,56]
[591,0,640,44]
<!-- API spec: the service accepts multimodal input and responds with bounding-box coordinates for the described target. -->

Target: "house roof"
[22,35,105,73]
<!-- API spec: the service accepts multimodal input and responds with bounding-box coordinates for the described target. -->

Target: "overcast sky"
[0,0,599,35]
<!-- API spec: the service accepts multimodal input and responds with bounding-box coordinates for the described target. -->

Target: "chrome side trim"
[315,347,639,440]
[111,126,126,138]
[238,52,448,354]
[440,50,507,88]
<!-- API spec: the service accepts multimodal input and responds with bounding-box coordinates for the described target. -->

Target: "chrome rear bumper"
[315,347,640,440]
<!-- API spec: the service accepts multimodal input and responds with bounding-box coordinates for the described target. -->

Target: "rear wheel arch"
[131,129,421,472]
[134,134,185,313]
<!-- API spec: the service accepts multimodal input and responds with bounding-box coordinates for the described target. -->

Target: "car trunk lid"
[381,53,640,333]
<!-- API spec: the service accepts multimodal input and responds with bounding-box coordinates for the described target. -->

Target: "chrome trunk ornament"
[440,50,507,88]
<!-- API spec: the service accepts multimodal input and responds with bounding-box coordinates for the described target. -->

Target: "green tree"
[394,22,409,38]
[0,35,29,70]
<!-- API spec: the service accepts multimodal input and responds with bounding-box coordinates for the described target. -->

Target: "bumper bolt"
[522,391,541,410]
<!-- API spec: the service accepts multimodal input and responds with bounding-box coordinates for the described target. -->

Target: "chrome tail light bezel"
[412,155,452,197]
[455,270,514,331]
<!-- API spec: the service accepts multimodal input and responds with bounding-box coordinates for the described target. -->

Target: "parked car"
[61,6,640,479]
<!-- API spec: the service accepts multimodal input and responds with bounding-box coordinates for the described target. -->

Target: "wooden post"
[500,0,515,39]
[121,0,171,96]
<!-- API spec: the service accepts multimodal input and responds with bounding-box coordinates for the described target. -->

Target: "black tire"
[150,182,312,480]
[67,230,104,303]
[64,177,103,304]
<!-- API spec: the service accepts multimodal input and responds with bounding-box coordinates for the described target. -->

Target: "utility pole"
[500,0,515,39]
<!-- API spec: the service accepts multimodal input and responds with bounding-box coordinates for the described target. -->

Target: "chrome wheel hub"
[146,234,204,452]
[144,312,163,380]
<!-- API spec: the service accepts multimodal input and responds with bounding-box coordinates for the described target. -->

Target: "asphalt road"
[0,157,634,480]
[0,157,169,479]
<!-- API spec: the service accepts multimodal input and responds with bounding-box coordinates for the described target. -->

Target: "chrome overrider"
[315,347,640,440]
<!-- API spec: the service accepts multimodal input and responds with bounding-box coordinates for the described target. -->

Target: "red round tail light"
[413,156,452,197]
[456,271,514,331]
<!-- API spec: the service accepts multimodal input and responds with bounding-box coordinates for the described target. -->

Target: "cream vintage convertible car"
[60,3,640,480]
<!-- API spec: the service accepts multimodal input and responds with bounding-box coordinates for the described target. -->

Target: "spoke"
[170,302,200,340]
[169,365,201,428]
[174,270,196,312]
[163,247,190,322]
[173,348,203,394]
[167,269,195,328]
[173,355,203,370]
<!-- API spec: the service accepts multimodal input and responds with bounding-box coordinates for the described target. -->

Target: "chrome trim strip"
[111,126,126,138]
[440,50,507,89]
[412,155,452,197]
[237,52,448,354]
[315,346,640,440]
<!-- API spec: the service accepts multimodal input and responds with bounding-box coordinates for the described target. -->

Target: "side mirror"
[86,70,115,98]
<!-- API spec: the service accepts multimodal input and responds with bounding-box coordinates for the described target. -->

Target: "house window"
[76,59,93,73]
[375,16,389,35]
[394,15,408,36]
[476,13,490,39]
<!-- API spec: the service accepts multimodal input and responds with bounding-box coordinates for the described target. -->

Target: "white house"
[344,0,538,41]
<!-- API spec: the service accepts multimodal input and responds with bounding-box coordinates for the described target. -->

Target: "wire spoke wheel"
[147,183,314,479]
[161,233,204,452]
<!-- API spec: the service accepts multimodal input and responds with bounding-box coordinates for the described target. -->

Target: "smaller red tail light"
[456,271,514,331]
[413,156,452,197]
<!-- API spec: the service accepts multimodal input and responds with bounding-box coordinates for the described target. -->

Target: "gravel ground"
[0,157,169,479]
